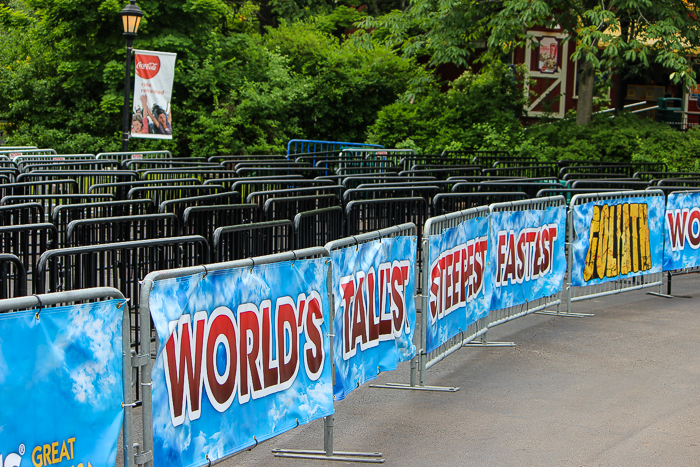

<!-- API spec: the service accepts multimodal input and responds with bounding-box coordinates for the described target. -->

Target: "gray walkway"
[229,275,700,466]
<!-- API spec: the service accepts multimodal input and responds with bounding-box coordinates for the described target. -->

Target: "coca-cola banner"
[131,49,177,139]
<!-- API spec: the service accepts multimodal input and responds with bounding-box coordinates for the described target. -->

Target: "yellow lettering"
[630,203,639,272]
[596,204,610,279]
[32,446,43,467]
[77,463,83,467]
[583,205,601,281]
[639,203,651,270]
[605,205,618,277]
[621,204,631,275]
[67,438,75,461]
[43,445,51,466]
[59,442,70,463]
[51,442,59,465]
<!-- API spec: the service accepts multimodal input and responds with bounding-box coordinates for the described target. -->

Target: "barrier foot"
[534,310,594,318]
[463,341,515,347]
[646,292,692,299]
[368,382,459,392]
[272,449,384,463]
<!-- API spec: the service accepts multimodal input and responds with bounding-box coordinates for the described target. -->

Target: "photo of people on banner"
[330,237,417,401]
[130,50,177,139]
[426,216,492,354]
[571,196,664,286]
[148,260,334,467]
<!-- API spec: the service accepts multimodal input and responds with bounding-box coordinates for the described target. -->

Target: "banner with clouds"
[149,259,334,467]
[0,299,125,467]
[330,236,417,401]
[663,191,700,271]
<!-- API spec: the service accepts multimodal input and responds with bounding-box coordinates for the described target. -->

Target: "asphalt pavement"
[227,274,700,466]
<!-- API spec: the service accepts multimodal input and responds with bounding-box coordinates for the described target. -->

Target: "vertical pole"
[324,257,335,457]
[140,280,154,467]
[419,234,429,386]
[566,205,573,313]
[121,300,135,467]
[122,37,133,152]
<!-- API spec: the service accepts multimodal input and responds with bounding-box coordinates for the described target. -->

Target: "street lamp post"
[120,0,143,152]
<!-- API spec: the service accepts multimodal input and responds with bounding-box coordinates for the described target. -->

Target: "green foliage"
[366,61,527,153]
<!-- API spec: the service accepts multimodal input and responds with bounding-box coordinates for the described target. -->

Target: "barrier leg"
[463,327,515,347]
[272,415,385,463]
[647,271,693,299]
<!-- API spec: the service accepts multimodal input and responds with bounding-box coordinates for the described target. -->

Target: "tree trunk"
[576,53,595,125]
[615,20,630,114]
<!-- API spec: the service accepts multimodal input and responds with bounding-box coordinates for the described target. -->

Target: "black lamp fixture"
[120,0,144,151]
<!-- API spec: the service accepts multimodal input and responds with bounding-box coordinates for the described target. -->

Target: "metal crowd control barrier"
[137,248,383,465]
[96,150,172,162]
[0,253,27,298]
[0,287,134,467]
[566,190,664,310]
[286,139,383,155]
[467,196,572,346]
[415,207,491,391]
[0,148,57,159]
[324,224,421,398]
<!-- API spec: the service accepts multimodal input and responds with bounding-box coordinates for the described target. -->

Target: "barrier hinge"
[134,450,153,466]
[131,354,150,368]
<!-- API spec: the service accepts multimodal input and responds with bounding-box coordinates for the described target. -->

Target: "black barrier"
[208,154,288,163]
[52,199,155,249]
[535,187,631,203]
[556,159,621,169]
[232,179,334,201]
[128,185,224,205]
[0,194,114,222]
[0,223,57,294]
[246,186,344,208]
[0,169,19,183]
[236,167,331,178]
[66,213,180,247]
[310,158,366,168]
[491,160,559,170]
[356,180,461,193]
[119,156,207,169]
[338,175,434,190]
[0,203,44,226]
[656,178,700,188]
[204,175,305,191]
[471,154,535,166]
[432,192,528,215]
[570,179,650,190]
[18,171,138,194]
[482,165,556,179]
[478,181,565,198]
[562,173,632,181]
[294,206,344,249]
[34,235,210,362]
[88,177,200,199]
[335,166,398,176]
[345,197,428,237]
[124,160,220,171]
[0,253,27,299]
[182,204,261,245]
[138,168,238,183]
[22,160,121,172]
[399,167,482,179]
[635,172,700,181]
[213,220,293,262]
[396,156,479,171]
[343,186,440,205]
[0,180,78,197]
[558,165,633,177]
[232,161,312,171]
[263,194,339,221]
[446,175,527,182]
[158,192,241,221]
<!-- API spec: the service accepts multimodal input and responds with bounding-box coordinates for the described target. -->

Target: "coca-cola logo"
[135,54,161,79]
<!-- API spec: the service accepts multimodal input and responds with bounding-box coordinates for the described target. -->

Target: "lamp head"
[120,0,143,38]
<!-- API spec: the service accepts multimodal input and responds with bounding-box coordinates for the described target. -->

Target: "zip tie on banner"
[248,436,258,451]
[205,454,211,467]
[352,236,359,251]
[249,258,256,274]
[33,295,43,320]
[295,418,300,427]
[376,231,382,243]
[202,264,208,279]
[291,250,297,268]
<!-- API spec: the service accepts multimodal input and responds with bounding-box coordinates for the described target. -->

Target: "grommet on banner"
[33,295,43,320]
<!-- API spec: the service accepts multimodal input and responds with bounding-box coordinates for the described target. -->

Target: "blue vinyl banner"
[571,196,664,286]
[489,206,567,310]
[0,299,125,467]
[149,259,334,467]
[330,236,417,401]
[426,216,491,354]
[663,191,700,271]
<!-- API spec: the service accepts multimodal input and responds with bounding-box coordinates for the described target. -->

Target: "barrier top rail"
[96,150,173,161]
[324,222,417,252]
[0,148,57,157]
[490,194,567,213]
[570,188,664,206]
[0,286,125,312]
[287,139,384,155]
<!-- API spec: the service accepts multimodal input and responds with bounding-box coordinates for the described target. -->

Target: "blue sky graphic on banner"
[149,259,334,467]
[489,206,567,310]
[426,217,491,354]
[0,299,125,467]
[663,191,700,271]
[330,236,417,401]
[571,196,664,286]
